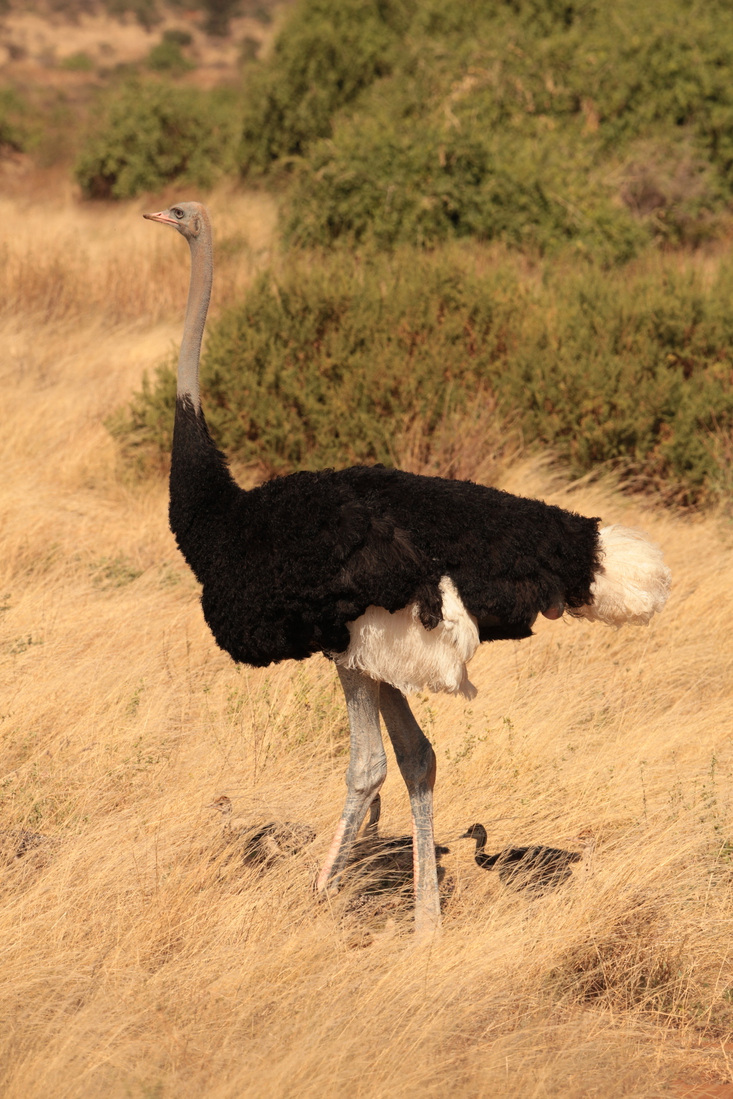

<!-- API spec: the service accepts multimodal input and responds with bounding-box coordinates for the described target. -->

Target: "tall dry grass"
[1,187,732,1098]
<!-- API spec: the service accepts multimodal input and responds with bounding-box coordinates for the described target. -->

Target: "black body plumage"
[170,397,602,669]
[478,845,582,892]
[475,845,581,873]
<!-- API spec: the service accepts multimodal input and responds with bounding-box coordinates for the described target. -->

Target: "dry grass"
[0,185,276,325]
[1,188,733,1099]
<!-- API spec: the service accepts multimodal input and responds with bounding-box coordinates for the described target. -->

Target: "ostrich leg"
[379,683,441,937]
[316,667,387,894]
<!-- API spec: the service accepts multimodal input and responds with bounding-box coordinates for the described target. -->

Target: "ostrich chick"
[461,823,582,894]
[209,795,315,865]
[0,829,54,864]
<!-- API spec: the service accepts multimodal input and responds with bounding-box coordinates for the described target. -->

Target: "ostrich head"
[208,795,233,820]
[143,201,207,242]
[459,822,487,848]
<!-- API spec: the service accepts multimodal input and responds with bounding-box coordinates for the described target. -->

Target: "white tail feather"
[578,525,671,626]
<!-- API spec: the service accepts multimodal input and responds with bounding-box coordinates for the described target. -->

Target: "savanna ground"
[2,179,733,1099]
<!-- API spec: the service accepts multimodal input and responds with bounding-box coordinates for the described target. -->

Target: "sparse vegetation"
[103,0,163,30]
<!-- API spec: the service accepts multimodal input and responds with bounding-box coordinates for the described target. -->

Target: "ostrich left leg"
[316,667,386,894]
[379,683,441,937]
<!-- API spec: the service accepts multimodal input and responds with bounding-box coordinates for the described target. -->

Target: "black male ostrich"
[144,202,671,936]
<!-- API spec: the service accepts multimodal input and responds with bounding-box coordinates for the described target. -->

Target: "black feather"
[170,397,601,668]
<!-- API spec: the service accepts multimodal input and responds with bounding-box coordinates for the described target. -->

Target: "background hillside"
[4,0,730,504]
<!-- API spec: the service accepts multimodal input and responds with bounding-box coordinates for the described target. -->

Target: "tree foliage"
[117,249,733,504]
[75,80,240,199]
[239,0,412,171]
[238,0,733,257]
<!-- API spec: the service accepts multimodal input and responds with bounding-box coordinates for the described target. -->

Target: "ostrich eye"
[173,208,184,219]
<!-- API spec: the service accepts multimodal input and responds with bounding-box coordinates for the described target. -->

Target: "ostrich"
[144,201,670,936]
[208,794,315,865]
[460,822,584,894]
[0,828,54,864]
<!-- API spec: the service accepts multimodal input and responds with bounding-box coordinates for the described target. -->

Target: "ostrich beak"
[143,210,178,226]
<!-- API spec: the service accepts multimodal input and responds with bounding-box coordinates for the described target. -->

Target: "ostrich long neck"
[169,208,237,557]
[179,210,213,407]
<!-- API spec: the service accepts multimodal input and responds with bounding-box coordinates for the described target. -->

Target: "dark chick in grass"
[460,823,589,895]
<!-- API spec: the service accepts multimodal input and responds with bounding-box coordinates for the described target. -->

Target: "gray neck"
[178,210,213,409]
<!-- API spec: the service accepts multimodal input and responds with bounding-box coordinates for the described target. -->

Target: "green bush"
[146,31,195,75]
[284,111,645,261]
[0,88,30,153]
[116,248,733,504]
[242,0,733,253]
[75,79,240,199]
[239,0,413,172]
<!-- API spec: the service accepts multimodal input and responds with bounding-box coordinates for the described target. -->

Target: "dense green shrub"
[284,112,645,260]
[239,0,413,172]
[240,0,733,254]
[0,87,30,153]
[116,248,733,504]
[75,79,240,199]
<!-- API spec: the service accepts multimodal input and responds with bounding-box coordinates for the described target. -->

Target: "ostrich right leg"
[316,667,386,895]
[379,683,441,938]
